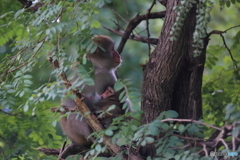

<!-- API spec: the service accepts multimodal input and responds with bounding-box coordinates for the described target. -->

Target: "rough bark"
[141,0,205,157]
[171,3,206,120]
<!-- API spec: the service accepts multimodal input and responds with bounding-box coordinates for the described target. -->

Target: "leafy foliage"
[171,0,214,54]
[0,0,113,159]
[1,0,240,159]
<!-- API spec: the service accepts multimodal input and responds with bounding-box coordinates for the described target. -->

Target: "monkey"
[60,35,122,148]
[87,35,122,102]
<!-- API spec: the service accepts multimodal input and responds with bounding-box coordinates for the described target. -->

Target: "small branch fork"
[104,11,166,54]
[161,119,240,157]
[208,25,240,71]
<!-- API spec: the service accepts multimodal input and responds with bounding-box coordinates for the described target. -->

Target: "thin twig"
[224,25,240,32]
[220,34,239,71]
[0,148,6,159]
[0,135,12,148]
[219,138,229,151]
[208,25,240,37]
[172,133,208,141]
[58,140,67,160]
[232,137,236,151]
[106,7,128,23]
[161,118,222,131]
[0,109,21,117]
[170,143,191,150]
[145,0,156,56]
[54,7,64,23]
[197,143,208,157]
[8,61,28,72]
[103,26,158,45]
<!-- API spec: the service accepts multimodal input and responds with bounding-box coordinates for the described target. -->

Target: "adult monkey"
[60,35,122,150]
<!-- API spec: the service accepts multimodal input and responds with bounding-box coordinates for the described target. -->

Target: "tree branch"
[106,11,165,53]
[220,34,239,71]
[103,26,158,45]
[0,109,21,117]
[207,26,240,71]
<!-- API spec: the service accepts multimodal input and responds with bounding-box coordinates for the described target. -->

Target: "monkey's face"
[87,45,122,70]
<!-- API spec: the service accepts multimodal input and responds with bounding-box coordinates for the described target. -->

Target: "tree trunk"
[141,0,207,157]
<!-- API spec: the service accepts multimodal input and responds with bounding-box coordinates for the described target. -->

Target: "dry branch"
[162,118,240,157]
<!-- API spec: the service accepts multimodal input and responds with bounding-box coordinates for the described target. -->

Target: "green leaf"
[166,110,179,118]
[23,74,33,79]
[33,42,43,53]
[105,129,113,136]
[107,105,116,111]
[24,79,33,85]
[120,95,127,103]
[145,137,154,143]
[19,91,25,97]
[7,89,15,93]
[24,103,29,112]
[161,123,169,131]
[140,140,146,146]
[14,9,24,19]
[52,120,57,127]
[163,149,175,158]
[5,84,13,89]
[95,144,102,152]
[119,89,126,100]
[178,124,185,133]
[114,81,124,92]
[91,20,101,28]
[226,1,231,7]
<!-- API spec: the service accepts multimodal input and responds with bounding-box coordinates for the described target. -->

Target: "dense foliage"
[0,0,240,159]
